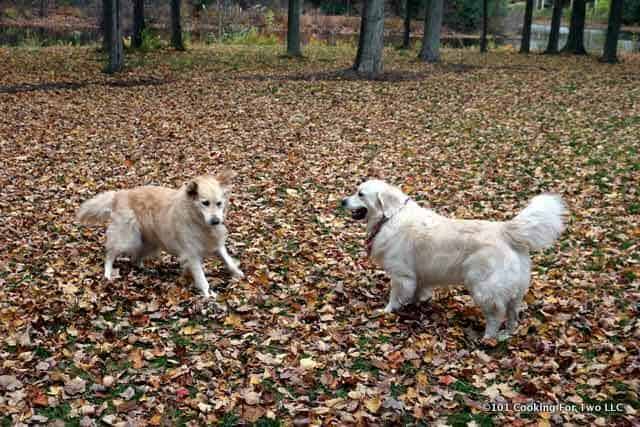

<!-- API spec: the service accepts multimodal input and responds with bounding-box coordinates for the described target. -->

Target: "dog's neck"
[365,197,411,257]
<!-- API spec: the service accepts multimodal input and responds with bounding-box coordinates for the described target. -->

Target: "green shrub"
[589,0,610,20]
[623,0,640,24]
[139,28,163,51]
[319,0,350,14]
[221,26,279,45]
[444,0,507,32]
[2,7,19,19]
[587,0,640,25]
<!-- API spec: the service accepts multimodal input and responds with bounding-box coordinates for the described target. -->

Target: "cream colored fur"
[343,180,567,340]
[77,172,244,298]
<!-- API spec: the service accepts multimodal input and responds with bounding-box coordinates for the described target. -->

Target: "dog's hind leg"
[416,286,434,303]
[217,245,245,279]
[104,210,142,280]
[104,250,119,280]
[505,298,521,335]
[479,300,506,340]
[384,275,416,313]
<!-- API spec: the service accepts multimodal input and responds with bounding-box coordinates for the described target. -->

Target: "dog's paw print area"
[1,46,637,426]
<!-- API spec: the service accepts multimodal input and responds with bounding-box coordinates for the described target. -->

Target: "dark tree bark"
[562,0,587,54]
[105,0,123,73]
[353,0,385,76]
[402,0,411,49]
[171,0,185,50]
[102,0,113,52]
[391,0,403,16]
[40,0,48,17]
[544,0,563,54]
[520,0,534,53]
[287,0,302,56]
[480,0,488,53]
[132,0,145,49]
[601,0,624,62]
[419,0,443,62]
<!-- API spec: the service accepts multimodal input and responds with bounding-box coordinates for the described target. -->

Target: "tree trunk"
[480,0,488,53]
[102,0,112,52]
[402,0,411,49]
[105,0,123,73]
[520,0,534,53]
[544,0,563,54]
[132,0,145,49]
[601,0,624,62]
[353,0,385,76]
[171,0,185,50]
[562,0,587,54]
[287,0,302,56]
[40,0,48,17]
[419,0,443,62]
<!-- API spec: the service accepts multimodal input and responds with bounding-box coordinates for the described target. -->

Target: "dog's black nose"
[341,198,348,207]
[209,217,221,226]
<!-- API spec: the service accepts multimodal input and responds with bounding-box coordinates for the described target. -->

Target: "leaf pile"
[0,45,639,425]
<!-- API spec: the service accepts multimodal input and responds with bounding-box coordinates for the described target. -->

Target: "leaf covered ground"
[0,45,639,426]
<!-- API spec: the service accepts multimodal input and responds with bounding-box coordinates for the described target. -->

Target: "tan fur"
[77,172,244,298]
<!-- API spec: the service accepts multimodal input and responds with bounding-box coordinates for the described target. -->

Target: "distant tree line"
[89,0,636,73]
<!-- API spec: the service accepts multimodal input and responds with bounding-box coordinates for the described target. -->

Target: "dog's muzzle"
[341,198,367,221]
[351,207,367,220]
[209,217,221,226]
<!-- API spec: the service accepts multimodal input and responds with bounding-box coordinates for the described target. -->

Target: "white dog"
[342,180,567,340]
[77,171,244,298]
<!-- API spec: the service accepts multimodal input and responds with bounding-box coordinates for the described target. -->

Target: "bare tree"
[520,0,534,53]
[480,0,488,53]
[171,0,185,50]
[601,0,624,62]
[353,0,385,76]
[544,0,563,54]
[40,0,48,17]
[105,0,123,73]
[402,0,411,49]
[419,0,443,62]
[132,0,145,49]
[563,0,587,54]
[287,0,302,56]
[102,0,113,52]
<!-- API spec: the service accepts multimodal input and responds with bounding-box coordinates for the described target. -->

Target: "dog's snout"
[341,198,348,208]
[209,217,221,226]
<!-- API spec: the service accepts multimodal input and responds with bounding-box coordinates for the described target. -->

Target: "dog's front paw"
[480,337,498,348]
[104,268,120,281]
[203,290,218,299]
[496,331,512,342]
[384,302,400,313]
[232,270,245,280]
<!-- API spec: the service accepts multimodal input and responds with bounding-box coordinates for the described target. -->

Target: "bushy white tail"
[77,191,116,225]
[504,194,567,252]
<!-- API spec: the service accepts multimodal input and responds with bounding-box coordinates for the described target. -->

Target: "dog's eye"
[202,200,210,206]
[358,191,364,198]
[216,201,222,207]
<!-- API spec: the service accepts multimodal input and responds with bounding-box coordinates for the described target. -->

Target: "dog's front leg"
[217,245,245,279]
[187,260,215,299]
[384,276,416,313]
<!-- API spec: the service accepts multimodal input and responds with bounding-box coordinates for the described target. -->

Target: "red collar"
[365,198,411,257]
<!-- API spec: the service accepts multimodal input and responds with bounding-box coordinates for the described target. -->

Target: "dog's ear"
[216,169,236,193]
[186,180,198,199]
[376,191,400,218]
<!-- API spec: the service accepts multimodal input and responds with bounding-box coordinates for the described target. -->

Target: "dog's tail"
[77,191,116,225]
[503,193,567,252]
